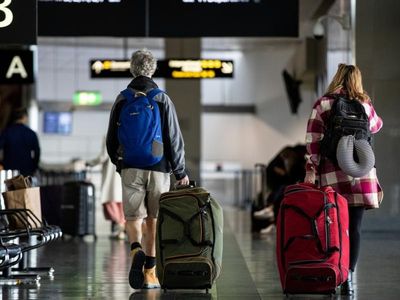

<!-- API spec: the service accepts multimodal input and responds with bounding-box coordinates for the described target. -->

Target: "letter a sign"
[0,50,34,83]
[0,0,37,45]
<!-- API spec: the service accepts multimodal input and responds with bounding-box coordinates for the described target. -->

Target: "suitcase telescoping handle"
[175,180,196,190]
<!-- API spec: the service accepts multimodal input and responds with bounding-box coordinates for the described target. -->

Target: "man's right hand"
[175,175,190,186]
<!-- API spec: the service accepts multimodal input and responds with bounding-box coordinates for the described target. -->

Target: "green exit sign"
[73,91,102,106]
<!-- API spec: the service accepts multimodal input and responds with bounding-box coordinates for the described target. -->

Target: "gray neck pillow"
[336,135,375,178]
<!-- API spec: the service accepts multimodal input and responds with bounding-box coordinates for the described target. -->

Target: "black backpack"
[320,95,371,163]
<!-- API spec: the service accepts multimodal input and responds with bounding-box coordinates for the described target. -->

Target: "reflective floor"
[1,207,400,299]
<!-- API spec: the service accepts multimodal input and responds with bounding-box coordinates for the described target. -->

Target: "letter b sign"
[0,0,13,28]
[0,0,36,45]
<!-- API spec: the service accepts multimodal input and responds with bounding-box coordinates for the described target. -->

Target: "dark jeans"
[349,206,365,271]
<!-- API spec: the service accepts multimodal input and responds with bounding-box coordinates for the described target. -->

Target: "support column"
[356,0,400,230]
[165,38,201,183]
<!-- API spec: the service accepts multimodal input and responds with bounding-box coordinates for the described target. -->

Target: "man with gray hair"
[106,49,189,289]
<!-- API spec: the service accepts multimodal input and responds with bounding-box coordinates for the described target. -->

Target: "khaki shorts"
[121,168,170,220]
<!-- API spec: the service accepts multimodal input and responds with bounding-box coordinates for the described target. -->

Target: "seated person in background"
[254,145,306,234]
[271,144,306,214]
[0,108,40,177]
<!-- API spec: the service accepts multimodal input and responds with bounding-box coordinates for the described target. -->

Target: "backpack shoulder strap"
[121,88,164,102]
[146,88,164,101]
[120,88,134,102]
[326,94,340,117]
[328,93,342,105]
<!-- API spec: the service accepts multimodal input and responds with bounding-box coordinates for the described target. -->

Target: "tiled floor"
[1,207,399,299]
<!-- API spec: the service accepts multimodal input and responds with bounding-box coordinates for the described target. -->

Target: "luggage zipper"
[284,188,326,197]
[323,194,329,253]
[160,191,210,202]
[288,256,330,266]
[334,192,344,283]
[165,251,203,261]
[206,194,218,276]
[165,256,213,265]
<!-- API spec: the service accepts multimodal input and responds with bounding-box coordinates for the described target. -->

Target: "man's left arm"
[106,95,125,172]
[160,94,188,181]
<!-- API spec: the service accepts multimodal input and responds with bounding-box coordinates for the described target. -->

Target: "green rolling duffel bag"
[156,184,223,292]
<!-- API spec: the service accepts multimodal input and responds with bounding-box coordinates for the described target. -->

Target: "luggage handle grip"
[160,239,180,245]
[175,180,196,190]
[177,270,208,277]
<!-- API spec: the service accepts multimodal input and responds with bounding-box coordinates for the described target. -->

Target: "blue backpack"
[118,88,164,168]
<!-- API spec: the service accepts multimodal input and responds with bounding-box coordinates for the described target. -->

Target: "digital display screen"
[148,0,299,37]
[38,0,145,36]
[90,59,234,79]
[38,0,298,37]
[43,112,72,135]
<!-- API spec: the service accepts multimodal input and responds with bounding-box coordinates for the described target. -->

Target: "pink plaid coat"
[305,92,384,209]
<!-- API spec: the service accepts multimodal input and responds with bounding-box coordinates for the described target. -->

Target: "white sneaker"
[260,224,275,234]
[253,206,274,220]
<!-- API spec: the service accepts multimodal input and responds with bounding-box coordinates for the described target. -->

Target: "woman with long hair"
[304,64,383,295]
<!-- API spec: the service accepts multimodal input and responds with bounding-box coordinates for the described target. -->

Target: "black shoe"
[341,271,354,295]
[129,248,146,289]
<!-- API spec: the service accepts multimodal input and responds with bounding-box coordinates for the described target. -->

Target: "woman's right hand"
[304,169,316,184]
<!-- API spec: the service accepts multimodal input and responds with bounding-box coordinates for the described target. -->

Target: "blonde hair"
[325,64,370,102]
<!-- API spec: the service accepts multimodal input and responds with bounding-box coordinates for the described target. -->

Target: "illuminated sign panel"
[73,91,102,106]
[0,0,37,44]
[149,0,299,37]
[0,50,34,84]
[90,59,234,79]
[43,112,72,135]
[91,60,130,78]
[163,60,234,78]
[38,0,145,36]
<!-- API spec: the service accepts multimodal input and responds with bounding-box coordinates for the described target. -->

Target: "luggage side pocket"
[285,263,339,294]
[163,257,213,289]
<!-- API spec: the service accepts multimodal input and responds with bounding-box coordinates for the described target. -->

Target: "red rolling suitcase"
[276,183,349,294]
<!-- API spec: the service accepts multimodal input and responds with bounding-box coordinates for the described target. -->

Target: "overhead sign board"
[38,0,298,37]
[90,59,234,79]
[0,50,34,84]
[149,0,299,37]
[38,0,145,36]
[0,0,37,45]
